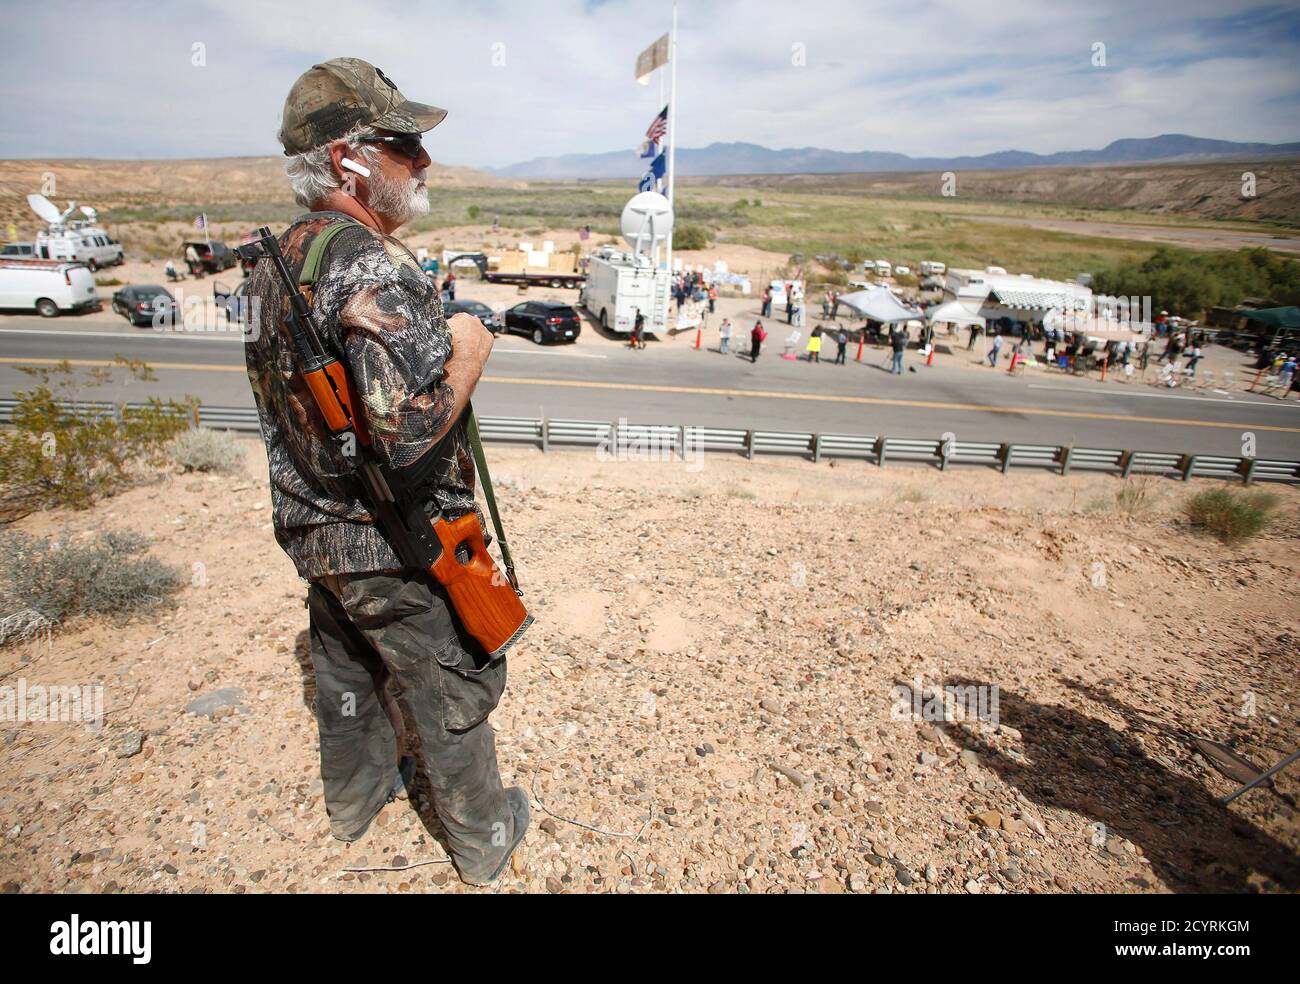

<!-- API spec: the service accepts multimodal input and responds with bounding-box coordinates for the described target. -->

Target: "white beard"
[368,169,429,228]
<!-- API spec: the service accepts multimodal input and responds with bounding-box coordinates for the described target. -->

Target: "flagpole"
[665,0,678,275]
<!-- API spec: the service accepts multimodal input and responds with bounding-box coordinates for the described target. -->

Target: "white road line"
[489,346,607,360]
[0,327,609,358]
[0,326,244,342]
[1028,383,1296,410]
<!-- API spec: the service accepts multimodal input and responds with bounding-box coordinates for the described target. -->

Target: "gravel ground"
[1,443,1297,894]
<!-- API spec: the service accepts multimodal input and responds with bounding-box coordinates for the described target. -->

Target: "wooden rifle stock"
[240,225,531,658]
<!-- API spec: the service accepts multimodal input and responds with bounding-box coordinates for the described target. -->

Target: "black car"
[111,285,178,327]
[444,298,502,333]
[503,300,581,344]
[182,240,237,273]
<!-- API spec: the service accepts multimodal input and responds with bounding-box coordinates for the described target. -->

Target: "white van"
[33,228,123,270]
[874,260,891,275]
[919,260,946,276]
[0,260,99,317]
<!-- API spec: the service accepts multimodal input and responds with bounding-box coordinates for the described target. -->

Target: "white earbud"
[340,157,371,179]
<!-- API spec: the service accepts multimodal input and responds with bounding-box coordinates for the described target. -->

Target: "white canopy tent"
[926,299,987,328]
[837,287,919,323]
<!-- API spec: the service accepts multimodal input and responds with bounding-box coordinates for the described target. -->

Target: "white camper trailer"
[581,246,671,335]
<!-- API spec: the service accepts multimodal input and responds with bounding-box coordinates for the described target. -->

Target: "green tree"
[675,224,711,251]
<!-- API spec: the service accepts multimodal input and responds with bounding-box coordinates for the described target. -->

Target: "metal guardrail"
[1,398,1297,485]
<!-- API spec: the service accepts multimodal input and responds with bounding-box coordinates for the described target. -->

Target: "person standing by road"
[244,57,528,886]
[988,332,1003,368]
[707,283,716,314]
[750,320,766,362]
[967,321,981,351]
[761,285,772,318]
[890,325,907,374]
[806,325,822,363]
[185,242,203,278]
[834,328,848,365]
[1278,354,1298,393]
[631,308,646,350]
[718,317,732,354]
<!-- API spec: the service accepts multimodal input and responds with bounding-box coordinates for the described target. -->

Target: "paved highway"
[2,317,1298,459]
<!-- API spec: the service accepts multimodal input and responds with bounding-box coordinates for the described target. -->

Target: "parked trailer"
[447,250,585,289]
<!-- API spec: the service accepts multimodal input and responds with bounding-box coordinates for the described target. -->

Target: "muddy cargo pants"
[307,570,521,882]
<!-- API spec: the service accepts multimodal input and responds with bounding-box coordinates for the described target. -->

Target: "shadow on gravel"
[945,676,1300,893]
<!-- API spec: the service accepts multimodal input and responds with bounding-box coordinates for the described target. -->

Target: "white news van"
[581,247,671,335]
[0,259,99,317]
[919,260,946,276]
[874,260,892,275]
[34,225,123,270]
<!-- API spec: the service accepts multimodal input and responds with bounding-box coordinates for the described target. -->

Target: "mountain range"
[489,133,1300,180]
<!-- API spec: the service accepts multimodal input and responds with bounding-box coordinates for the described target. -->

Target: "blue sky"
[0,0,1297,168]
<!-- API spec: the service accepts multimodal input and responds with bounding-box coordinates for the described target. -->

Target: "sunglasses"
[358,133,424,161]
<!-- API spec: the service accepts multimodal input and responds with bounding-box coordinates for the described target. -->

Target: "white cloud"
[0,0,1296,167]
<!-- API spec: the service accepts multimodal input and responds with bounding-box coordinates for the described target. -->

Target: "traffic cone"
[694,327,702,350]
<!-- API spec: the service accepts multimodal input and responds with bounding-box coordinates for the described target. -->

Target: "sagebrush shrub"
[0,529,183,635]
[1184,488,1280,544]
[169,427,245,474]
[0,360,196,511]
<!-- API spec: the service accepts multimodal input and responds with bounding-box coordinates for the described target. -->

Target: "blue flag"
[638,152,667,192]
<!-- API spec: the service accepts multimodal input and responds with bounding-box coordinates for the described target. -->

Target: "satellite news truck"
[581,246,671,336]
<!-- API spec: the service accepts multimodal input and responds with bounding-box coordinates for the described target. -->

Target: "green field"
[102,181,1300,286]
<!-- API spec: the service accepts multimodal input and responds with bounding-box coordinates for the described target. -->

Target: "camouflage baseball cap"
[278,56,447,155]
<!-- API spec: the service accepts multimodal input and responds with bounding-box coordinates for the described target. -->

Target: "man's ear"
[327,140,350,180]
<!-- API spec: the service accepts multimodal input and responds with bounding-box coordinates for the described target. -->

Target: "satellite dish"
[27,194,62,225]
[79,205,98,221]
[620,192,673,256]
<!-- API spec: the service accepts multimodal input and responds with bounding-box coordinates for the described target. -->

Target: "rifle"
[237,224,532,659]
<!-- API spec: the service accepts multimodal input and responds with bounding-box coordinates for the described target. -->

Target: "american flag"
[645,106,667,144]
[193,213,207,231]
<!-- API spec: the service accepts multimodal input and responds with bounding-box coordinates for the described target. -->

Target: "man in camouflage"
[244,57,527,885]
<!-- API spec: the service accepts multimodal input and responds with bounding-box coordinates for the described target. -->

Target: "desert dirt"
[1,441,1297,894]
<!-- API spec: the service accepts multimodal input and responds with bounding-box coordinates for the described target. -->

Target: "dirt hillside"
[1,445,1296,894]
[704,161,1300,225]
[0,157,511,231]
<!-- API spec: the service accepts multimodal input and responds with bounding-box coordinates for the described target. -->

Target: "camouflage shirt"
[244,212,480,580]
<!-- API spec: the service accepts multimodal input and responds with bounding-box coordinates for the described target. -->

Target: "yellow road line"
[4,358,1298,434]
[482,374,1300,434]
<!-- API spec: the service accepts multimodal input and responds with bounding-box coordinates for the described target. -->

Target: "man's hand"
[447,311,495,374]
[431,312,494,443]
